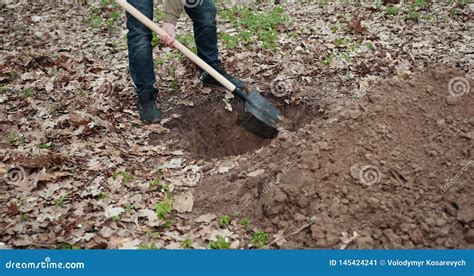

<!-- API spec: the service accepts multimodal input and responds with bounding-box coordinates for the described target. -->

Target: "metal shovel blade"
[232,88,280,138]
[245,91,281,128]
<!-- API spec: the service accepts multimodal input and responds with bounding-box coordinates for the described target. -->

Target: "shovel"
[116,0,281,138]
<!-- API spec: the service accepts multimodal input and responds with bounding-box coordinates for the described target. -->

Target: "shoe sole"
[139,110,162,124]
[139,115,162,124]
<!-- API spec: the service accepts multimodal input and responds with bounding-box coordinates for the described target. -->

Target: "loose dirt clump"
[191,65,473,249]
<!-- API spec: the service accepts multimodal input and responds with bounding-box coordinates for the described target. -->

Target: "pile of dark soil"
[191,66,473,248]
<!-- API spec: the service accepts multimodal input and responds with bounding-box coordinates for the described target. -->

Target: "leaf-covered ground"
[0,1,473,249]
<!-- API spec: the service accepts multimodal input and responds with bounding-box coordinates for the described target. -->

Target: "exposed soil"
[155,95,320,159]
[163,98,272,159]
[191,65,474,248]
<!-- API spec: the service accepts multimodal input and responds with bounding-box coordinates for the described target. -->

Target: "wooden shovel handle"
[115,0,236,92]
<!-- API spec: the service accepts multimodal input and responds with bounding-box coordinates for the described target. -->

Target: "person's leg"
[126,0,161,123]
[184,0,219,67]
[185,0,245,89]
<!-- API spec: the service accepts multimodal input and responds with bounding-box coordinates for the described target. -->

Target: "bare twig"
[265,216,317,248]
[0,220,17,235]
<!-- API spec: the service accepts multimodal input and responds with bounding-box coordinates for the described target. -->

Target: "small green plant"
[151,33,160,47]
[176,34,196,52]
[421,13,434,20]
[386,6,401,16]
[20,212,27,222]
[9,70,18,79]
[251,231,268,248]
[99,0,117,7]
[138,243,158,249]
[162,219,173,229]
[218,5,286,50]
[155,10,165,21]
[340,52,351,61]
[320,55,335,67]
[105,11,120,27]
[181,239,193,249]
[154,56,165,66]
[413,0,429,9]
[96,192,107,200]
[366,42,375,50]
[344,71,355,80]
[112,215,121,222]
[90,5,100,15]
[405,11,419,21]
[239,218,252,230]
[37,142,56,150]
[0,84,6,93]
[19,88,33,98]
[404,0,427,21]
[155,199,172,219]
[89,1,121,31]
[239,30,253,43]
[455,0,470,6]
[144,228,161,239]
[334,37,351,47]
[169,79,180,90]
[57,242,80,249]
[112,170,134,183]
[124,204,135,213]
[49,107,60,117]
[130,122,140,129]
[149,178,169,191]
[318,0,329,8]
[154,51,182,65]
[259,30,278,49]
[54,195,66,208]
[239,218,251,230]
[149,178,160,187]
[89,15,104,28]
[7,132,26,144]
[218,215,231,227]
[220,32,239,49]
[449,8,462,15]
[208,236,231,249]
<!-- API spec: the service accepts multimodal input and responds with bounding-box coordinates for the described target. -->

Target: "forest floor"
[0,1,473,249]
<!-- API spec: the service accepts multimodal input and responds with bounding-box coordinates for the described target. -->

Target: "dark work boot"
[137,89,161,123]
[200,64,246,90]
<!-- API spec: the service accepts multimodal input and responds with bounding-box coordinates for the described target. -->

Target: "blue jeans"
[126,0,219,96]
